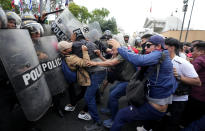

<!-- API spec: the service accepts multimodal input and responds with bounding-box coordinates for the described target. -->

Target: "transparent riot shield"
[113,34,125,46]
[84,21,103,42]
[0,29,52,121]
[33,36,68,96]
[51,8,83,41]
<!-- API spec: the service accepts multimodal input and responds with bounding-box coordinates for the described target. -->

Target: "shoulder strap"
[155,52,166,84]
[142,52,166,83]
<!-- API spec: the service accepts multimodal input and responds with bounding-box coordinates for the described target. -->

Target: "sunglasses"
[145,43,154,48]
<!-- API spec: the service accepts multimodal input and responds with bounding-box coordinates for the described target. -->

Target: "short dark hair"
[165,37,180,54]
[165,37,180,49]
[183,42,191,47]
[141,34,152,39]
[192,40,203,44]
[193,42,205,52]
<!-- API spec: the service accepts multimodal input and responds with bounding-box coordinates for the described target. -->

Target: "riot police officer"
[123,35,129,44]
[21,22,67,118]
[0,7,45,131]
[6,11,21,29]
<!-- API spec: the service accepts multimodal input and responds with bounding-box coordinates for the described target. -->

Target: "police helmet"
[104,30,112,36]
[6,11,21,28]
[0,7,8,29]
[21,20,37,28]
[124,35,129,38]
[21,22,44,37]
[135,37,141,43]
[21,13,37,22]
[103,30,112,40]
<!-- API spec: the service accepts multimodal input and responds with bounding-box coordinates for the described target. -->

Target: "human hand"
[108,39,121,49]
[37,52,48,60]
[94,50,101,56]
[40,11,47,21]
[106,48,112,54]
[82,45,88,51]
[86,61,97,66]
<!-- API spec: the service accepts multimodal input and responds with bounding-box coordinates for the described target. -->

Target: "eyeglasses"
[145,43,153,48]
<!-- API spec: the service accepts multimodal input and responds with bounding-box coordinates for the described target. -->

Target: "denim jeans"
[84,71,106,123]
[108,82,128,120]
[181,115,205,131]
[111,103,166,131]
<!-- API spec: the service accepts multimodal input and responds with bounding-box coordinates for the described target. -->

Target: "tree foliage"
[0,1,118,34]
[68,3,118,34]
[101,17,118,34]
[0,0,12,11]
[69,2,91,24]
[91,8,109,20]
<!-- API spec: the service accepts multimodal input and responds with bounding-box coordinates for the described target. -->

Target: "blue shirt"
[118,47,177,99]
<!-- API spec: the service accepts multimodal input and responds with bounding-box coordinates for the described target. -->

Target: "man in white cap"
[58,41,92,121]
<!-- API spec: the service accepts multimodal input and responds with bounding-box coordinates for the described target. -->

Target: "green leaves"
[68,3,118,34]
[0,0,12,11]
[69,2,91,24]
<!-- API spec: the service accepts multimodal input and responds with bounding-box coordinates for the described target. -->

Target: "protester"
[87,46,136,128]
[183,42,205,126]
[108,35,177,131]
[58,41,92,121]
[140,34,153,54]
[160,38,201,131]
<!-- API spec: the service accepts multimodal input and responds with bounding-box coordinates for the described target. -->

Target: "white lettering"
[30,70,37,81]
[51,23,56,28]
[42,63,47,72]
[47,62,53,70]
[51,61,57,68]
[59,33,64,38]
[54,27,59,33]
[58,58,62,65]
[22,73,31,86]
[36,65,42,77]
[56,30,62,36]
[62,36,67,40]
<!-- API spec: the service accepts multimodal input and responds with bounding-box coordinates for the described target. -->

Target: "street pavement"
[36,83,138,131]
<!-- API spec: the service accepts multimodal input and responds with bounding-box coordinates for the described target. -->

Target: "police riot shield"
[113,34,125,46]
[84,21,103,42]
[42,24,54,36]
[51,8,84,41]
[0,7,8,29]
[33,35,68,96]
[0,29,52,121]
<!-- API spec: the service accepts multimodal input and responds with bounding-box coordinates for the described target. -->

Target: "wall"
[161,30,205,42]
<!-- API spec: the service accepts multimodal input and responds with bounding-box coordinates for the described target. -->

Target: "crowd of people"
[0,6,205,131]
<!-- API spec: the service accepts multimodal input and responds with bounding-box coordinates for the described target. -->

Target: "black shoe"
[57,109,64,118]
[84,122,103,131]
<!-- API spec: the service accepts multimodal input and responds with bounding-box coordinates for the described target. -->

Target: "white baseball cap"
[58,41,73,51]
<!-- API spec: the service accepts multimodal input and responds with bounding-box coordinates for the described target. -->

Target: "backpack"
[61,58,77,84]
[72,39,98,59]
[126,52,166,107]
[113,60,136,81]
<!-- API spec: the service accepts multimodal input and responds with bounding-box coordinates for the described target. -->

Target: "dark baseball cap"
[148,35,165,48]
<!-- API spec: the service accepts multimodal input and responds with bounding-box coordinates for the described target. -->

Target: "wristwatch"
[176,75,181,81]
